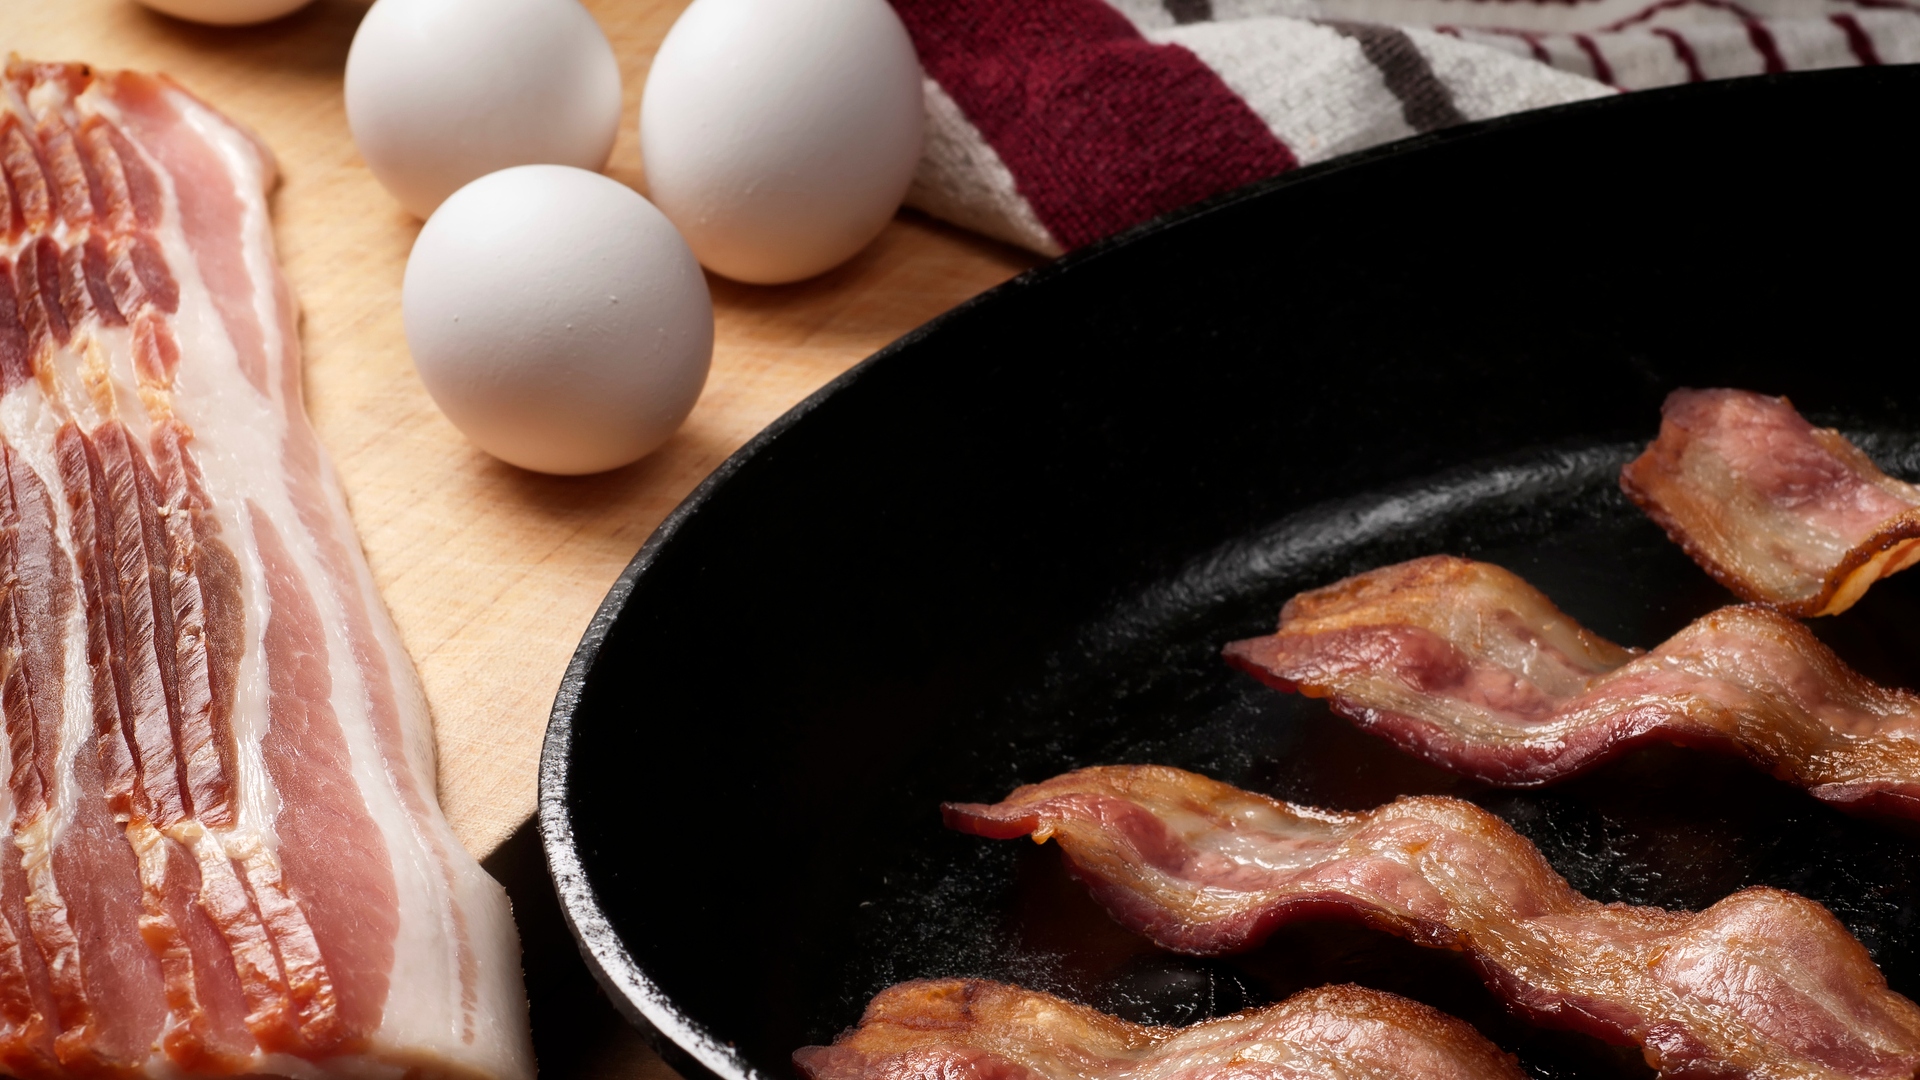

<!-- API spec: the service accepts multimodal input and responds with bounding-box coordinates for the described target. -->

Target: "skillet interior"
[542,66,1920,1080]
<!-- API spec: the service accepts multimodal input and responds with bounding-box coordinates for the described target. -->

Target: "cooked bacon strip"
[1223,555,1920,818]
[795,979,1526,1080]
[1621,388,1920,616]
[945,766,1920,1080]
[0,60,530,1077]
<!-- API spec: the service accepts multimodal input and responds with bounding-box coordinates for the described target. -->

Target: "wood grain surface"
[6,0,1036,862]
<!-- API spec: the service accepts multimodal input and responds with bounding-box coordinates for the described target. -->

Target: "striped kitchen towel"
[892,0,1920,255]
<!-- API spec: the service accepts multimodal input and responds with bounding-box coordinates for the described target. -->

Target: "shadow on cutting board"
[484,820,687,1080]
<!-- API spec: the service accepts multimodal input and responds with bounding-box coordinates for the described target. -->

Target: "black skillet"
[539,66,1920,1080]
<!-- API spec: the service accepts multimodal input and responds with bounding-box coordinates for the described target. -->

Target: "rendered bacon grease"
[404,166,712,475]
[0,60,531,1078]
[946,766,1920,1080]
[1623,388,1920,616]
[641,0,925,283]
[795,980,1527,1080]
[1225,555,1920,818]
[345,0,622,218]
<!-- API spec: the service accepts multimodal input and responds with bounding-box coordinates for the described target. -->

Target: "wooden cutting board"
[6,0,1035,861]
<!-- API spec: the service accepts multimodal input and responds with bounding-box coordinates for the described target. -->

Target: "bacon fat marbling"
[0,61,529,1079]
[1224,555,1920,818]
[945,766,1920,1080]
[794,980,1526,1080]
[1621,387,1920,616]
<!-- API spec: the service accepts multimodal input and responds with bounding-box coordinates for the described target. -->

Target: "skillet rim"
[532,66,1893,1080]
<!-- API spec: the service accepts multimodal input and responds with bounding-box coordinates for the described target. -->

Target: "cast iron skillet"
[540,66,1920,1080]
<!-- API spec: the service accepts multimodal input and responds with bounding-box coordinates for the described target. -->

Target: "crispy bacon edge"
[1620,388,1920,617]
[793,979,1526,1080]
[943,765,1920,1080]
[1222,555,1920,819]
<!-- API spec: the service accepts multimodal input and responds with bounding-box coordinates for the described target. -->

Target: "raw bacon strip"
[0,846,56,1078]
[78,118,161,235]
[0,60,530,1078]
[945,766,1920,1080]
[0,263,28,391]
[0,445,62,1078]
[1621,388,1920,616]
[34,112,97,229]
[794,979,1527,1080]
[76,237,124,327]
[3,430,162,1077]
[1,444,65,825]
[16,239,67,350]
[1223,555,1920,818]
[1,116,51,239]
[0,132,13,241]
[149,422,238,829]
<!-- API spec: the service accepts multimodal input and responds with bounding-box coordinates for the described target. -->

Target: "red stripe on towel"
[1608,0,1757,30]
[890,0,1299,249]
[1831,14,1884,63]
[1604,0,1786,71]
[1485,27,1555,63]
[1744,19,1789,70]
[1573,34,1617,84]
[1652,28,1707,80]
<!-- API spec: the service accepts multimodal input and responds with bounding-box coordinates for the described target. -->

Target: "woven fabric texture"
[893,0,1919,255]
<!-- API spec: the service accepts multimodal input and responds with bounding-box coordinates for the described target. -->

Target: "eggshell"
[346,0,622,219]
[640,0,925,284]
[403,166,713,476]
[133,0,313,25]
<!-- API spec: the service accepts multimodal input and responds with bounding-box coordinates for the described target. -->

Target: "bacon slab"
[1621,387,1920,617]
[1222,555,1920,818]
[794,979,1526,1080]
[945,766,1920,1080]
[0,61,530,1078]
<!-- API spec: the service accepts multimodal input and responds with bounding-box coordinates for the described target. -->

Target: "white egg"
[640,0,925,284]
[403,166,713,475]
[133,0,313,25]
[346,0,622,219]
